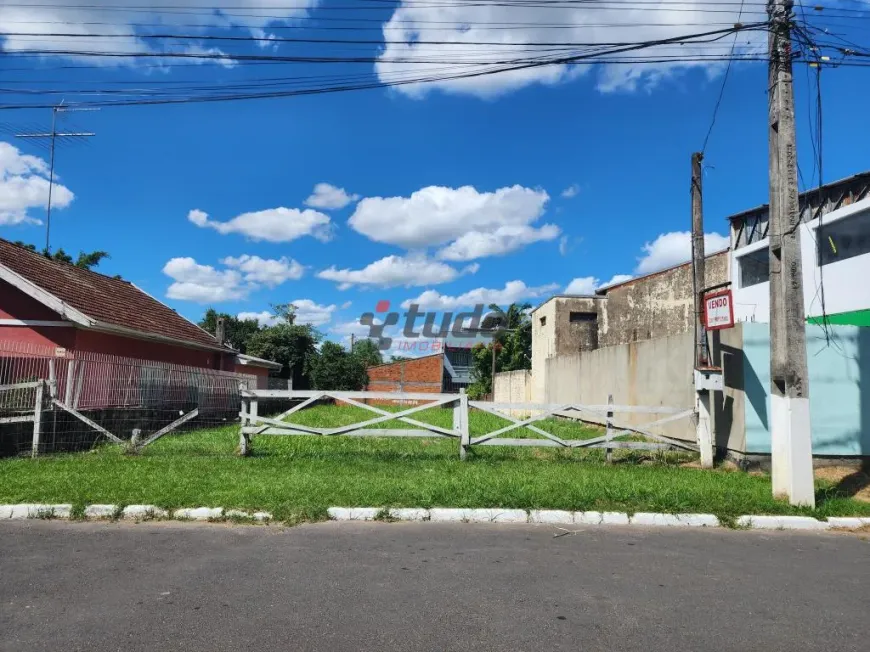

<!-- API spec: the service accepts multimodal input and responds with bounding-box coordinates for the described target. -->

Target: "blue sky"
[1,1,869,347]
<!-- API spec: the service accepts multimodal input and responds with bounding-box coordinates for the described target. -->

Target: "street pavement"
[1,520,868,651]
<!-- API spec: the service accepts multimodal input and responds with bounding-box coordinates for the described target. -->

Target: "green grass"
[1,405,868,524]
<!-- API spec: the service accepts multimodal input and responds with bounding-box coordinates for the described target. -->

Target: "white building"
[729,172,870,326]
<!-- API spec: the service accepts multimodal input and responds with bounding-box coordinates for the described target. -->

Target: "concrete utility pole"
[15,105,96,253]
[691,151,714,469]
[690,152,708,368]
[767,0,814,506]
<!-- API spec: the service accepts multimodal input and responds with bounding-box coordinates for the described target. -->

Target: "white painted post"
[605,394,614,464]
[64,360,75,405]
[31,381,44,459]
[48,360,58,400]
[239,382,250,456]
[696,390,714,468]
[457,388,469,460]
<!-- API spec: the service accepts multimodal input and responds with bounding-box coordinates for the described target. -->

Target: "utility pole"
[16,105,96,253]
[350,333,355,352]
[691,151,714,468]
[691,151,708,368]
[767,0,814,506]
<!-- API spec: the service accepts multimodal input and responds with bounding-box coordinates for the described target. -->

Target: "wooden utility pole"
[767,0,814,506]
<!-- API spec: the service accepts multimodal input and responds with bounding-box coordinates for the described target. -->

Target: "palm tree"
[485,302,532,340]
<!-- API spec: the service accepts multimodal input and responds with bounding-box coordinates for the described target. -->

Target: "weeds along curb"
[326,508,870,531]
[1,505,869,531]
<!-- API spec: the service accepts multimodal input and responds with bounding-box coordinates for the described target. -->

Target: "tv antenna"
[15,103,97,253]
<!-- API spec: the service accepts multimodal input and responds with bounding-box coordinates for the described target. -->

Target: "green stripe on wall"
[807,309,870,327]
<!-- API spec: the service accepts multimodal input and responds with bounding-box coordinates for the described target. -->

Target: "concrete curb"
[0,505,272,523]
[0,506,867,530]
[324,508,870,531]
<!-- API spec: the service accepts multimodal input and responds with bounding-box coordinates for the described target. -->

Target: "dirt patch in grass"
[815,466,870,503]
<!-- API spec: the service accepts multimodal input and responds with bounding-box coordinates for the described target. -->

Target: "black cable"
[700,0,747,155]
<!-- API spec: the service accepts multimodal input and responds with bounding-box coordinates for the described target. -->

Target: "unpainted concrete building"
[530,250,729,401]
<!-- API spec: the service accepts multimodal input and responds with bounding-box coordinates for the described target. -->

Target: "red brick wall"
[366,354,444,393]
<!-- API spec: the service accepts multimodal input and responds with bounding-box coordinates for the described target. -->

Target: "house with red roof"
[0,239,280,385]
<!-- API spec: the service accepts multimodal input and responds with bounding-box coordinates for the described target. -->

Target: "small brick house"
[0,239,278,383]
[366,345,474,395]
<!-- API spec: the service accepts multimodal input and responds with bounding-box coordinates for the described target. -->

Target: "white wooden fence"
[239,389,700,460]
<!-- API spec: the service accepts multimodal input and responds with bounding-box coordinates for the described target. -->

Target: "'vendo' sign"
[703,290,734,330]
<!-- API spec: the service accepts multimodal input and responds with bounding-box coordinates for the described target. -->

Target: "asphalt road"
[1,521,868,652]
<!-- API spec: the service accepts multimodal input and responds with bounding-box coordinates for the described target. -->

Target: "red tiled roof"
[0,239,225,351]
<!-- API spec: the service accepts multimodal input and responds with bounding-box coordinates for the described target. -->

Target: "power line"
[700,0,747,154]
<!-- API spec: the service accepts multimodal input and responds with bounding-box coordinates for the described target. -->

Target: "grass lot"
[1,404,868,524]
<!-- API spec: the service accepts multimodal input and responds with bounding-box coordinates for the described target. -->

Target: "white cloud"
[564,276,598,296]
[561,184,580,199]
[601,274,635,289]
[188,207,332,243]
[164,253,303,303]
[340,301,353,310]
[162,257,247,303]
[376,2,762,98]
[349,185,551,260]
[0,142,74,225]
[331,319,375,338]
[565,273,635,294]
[317,254,475,289]
[304,183,360,210]
[437,224,560,261]
[290,299,337,327]
[239,300,336,328]
[402,280,559,311]
[559,235,570,256]
[0,1,318,65]
[635,231,730,275]
[221,254,304,287]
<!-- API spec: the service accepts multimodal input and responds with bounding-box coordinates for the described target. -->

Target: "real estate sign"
[703,289,734,330]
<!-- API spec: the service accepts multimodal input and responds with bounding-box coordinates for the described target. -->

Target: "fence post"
[238,382,250,456]
[48,360,58,453]
[605,394,614,464]
[457,388,470,460]
[31,380,44,459]
[64,360,76,405]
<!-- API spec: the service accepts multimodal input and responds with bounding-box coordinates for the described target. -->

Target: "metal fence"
[0,340,255,456]
[238,389,701,460]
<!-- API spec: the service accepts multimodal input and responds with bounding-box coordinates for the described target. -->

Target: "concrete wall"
[712,324,747,453]
[493,370,532,403]
[732,197,870,323]
[531,298,557,403]
[531,296,605,402]
[741,322,870,456]
[544,330,698,441]
[599,251,729,347]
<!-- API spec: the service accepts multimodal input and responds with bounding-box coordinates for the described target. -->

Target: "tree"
[13,241,110,271]
[351,338,383,368]
[198,309,262,353]
[466,303,533,399]
[309,341,369,391]
[246,308,321,388]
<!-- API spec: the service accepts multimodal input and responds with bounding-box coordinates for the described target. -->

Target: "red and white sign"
[703,290,734,330]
